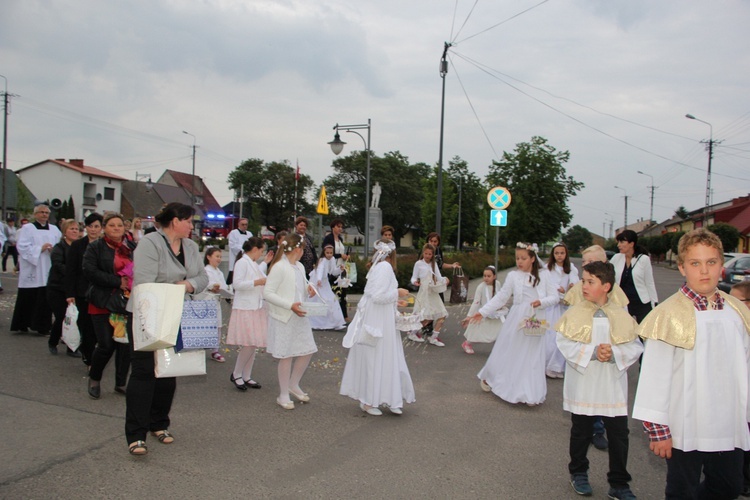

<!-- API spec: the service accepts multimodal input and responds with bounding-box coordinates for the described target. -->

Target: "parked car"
[719,254,750,293]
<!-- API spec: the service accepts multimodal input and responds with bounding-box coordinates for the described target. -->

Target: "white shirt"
[633,308,750,451]
[204,264,229,292]
[228,228,252,271]
[17,222,62,288]
[232,254,266,310]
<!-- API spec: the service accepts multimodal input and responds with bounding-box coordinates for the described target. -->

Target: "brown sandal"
[151,430,174,444]
[129,440,148,456]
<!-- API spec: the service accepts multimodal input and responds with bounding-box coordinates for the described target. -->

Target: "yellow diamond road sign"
[487,186,511,210]
[317,186,329,215]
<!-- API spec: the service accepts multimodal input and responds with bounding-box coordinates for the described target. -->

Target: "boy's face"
[581,270,611,306]
[730,288,750,310]
[678,243,722,296]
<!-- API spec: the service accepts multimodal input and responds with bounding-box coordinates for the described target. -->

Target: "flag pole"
[294,159,300,224]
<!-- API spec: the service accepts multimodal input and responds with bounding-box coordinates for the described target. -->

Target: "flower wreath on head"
[370,240,396,267]
[280,239,302,253]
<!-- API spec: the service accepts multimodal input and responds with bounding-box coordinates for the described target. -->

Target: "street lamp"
[328,119,372,253]
[685,113,716,225]
[614,186,628,230]
[636,170,655,224]
[133,172,153,218]
[182,130,197,207]
[450,176,462,251]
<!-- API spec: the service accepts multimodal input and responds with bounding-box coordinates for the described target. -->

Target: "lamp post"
[614,186,628,230]
[1,74,8,222]
[328,119,371,253]
[182,130,197,207]
[133,172,153,218]
[450,176,462,251]
[636,170,655,224]
[436,42,452,235]
[685,113,716,225]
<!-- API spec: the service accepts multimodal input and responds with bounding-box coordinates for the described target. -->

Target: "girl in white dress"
[468,243,559,406]
[308,245,347,331]
[203,247,229,363]
[409,243,448,347]
[262,233,318,410]
[460,266,506,354]
[543,243,579,378]
[226,237,267,391]
[340,239,415,415]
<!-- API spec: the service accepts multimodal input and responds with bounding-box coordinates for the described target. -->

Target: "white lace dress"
[266,259,317,359]
[340,262,415,409]
[544,264,579,375]
[308,257,347,330]
[411,259,448,321]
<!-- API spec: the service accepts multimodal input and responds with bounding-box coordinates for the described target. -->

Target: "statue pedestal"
[368,207,382,249]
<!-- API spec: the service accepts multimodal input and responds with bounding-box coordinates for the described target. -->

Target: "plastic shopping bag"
[61,303,81,352]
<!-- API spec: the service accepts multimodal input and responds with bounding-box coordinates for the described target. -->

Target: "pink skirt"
[226,308,268,348]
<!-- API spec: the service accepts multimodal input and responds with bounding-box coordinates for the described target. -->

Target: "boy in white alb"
[556,261,642,499]
[633,229,750,499]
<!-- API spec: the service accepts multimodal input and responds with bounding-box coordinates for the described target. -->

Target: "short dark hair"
[732,281,750,300]
[426,232,441,246]
[84,212,103,226]
[155,202,195,226]
[203,246,222,266]
[329,218,344,229]
[295,216,309,227]
[582,261,615,290]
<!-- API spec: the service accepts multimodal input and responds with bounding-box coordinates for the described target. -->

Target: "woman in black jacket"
[83,213,134,399]
[47,219,80,355]
[64,213,103,366]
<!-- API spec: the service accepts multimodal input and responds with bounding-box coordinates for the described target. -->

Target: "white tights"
[277,354,312,403]
[232,346,257,382]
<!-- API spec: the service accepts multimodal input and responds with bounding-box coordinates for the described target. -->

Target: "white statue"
[371,182,382,209]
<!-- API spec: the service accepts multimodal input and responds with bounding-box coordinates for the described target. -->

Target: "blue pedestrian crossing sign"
[487,186,512,210]
[490,210,508,227]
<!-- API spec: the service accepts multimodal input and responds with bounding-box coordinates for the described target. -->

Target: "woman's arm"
[263,263,294,310]
[82,241,120,288]
[638,256,659,305]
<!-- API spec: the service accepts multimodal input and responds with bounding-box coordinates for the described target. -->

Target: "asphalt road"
[0,260,686,499]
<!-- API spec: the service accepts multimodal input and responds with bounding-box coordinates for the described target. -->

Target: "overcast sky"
[2,0,749,238]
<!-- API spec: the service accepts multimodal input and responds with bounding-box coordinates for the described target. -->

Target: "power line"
[454,0,551,45]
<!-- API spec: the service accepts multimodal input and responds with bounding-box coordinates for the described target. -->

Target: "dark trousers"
[666,448,743,499]
[76,297,96,365]
[11,286,52,334]
[3,244,18,271]
[125,318,176,444]
[89,314,130,387]
[46,288,69,349]
[569,413,631,488]
[628,300,652,325]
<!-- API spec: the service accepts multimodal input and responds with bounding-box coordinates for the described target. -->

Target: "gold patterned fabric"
[638,290,750,349]
[555,298,639,345]
[563,282,629,308]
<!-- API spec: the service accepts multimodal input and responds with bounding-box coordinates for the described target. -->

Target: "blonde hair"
[60,219,79,236]
[581,244,607,263]
[268,233,303,272]
[677,229,724,266]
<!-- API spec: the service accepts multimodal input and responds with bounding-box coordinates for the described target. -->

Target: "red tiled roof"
[18,159,128,181]
[163,169,222,212]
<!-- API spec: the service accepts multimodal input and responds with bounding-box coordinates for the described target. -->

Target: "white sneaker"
[407,331,425,343]
[359,403,382,416]
[428,337,445,347]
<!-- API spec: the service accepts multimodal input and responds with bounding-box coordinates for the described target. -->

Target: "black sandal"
[151,430,174,444]
[129,441,147,455]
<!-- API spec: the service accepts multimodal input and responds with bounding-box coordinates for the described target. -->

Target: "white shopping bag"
[132,283,186,351]
[61,303,81,352]
[154,347,207,378]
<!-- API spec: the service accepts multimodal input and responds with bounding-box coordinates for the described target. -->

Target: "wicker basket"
[396,312,423,332]
[300,302,328,317]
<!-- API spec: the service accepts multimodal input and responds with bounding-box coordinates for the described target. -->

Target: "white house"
[16,159,126,219]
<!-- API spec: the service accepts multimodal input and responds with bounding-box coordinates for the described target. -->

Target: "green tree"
[562,225,593,253]
[675,206,689,219]
[227,159,315,231]
[323,151,429,244]
[486,136,584,244]
[708,222,741,253]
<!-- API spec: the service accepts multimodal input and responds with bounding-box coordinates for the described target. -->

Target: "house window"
[104,187,115,200]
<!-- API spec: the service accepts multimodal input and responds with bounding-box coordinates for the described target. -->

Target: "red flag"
[296,160,300,181]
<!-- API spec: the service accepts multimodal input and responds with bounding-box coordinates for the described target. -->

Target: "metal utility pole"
[637,170,656,224]
[182,130,197,207]
[436,42,452,235]
[686,114,721,225]
[0,74,12,221]
[614,186,628,230]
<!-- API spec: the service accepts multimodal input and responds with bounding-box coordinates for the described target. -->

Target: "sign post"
[487,186,512,270]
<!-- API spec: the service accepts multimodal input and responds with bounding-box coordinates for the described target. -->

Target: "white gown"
[477,270,558,405]
[464,281,505,343]
[308,257,347,330]
[16,222,62,288]
[543,264,579,375]
[556,315,643,416]
[340,262,415,409]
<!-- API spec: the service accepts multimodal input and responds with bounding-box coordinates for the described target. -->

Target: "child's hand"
[468,313,483,324]
[397,300,408,308]
[397,288,409,297]
[307,285,316,297]
[557,286,565,294]
[530,300,541,308]
[596,344,612,362]
[461,317,470,328]
[291,302,306,317]
[649,438,672,459]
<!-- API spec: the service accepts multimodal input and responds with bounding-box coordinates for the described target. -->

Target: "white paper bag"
[154,347,207,378]
[61,303,81,351]
[132,283,186,351]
